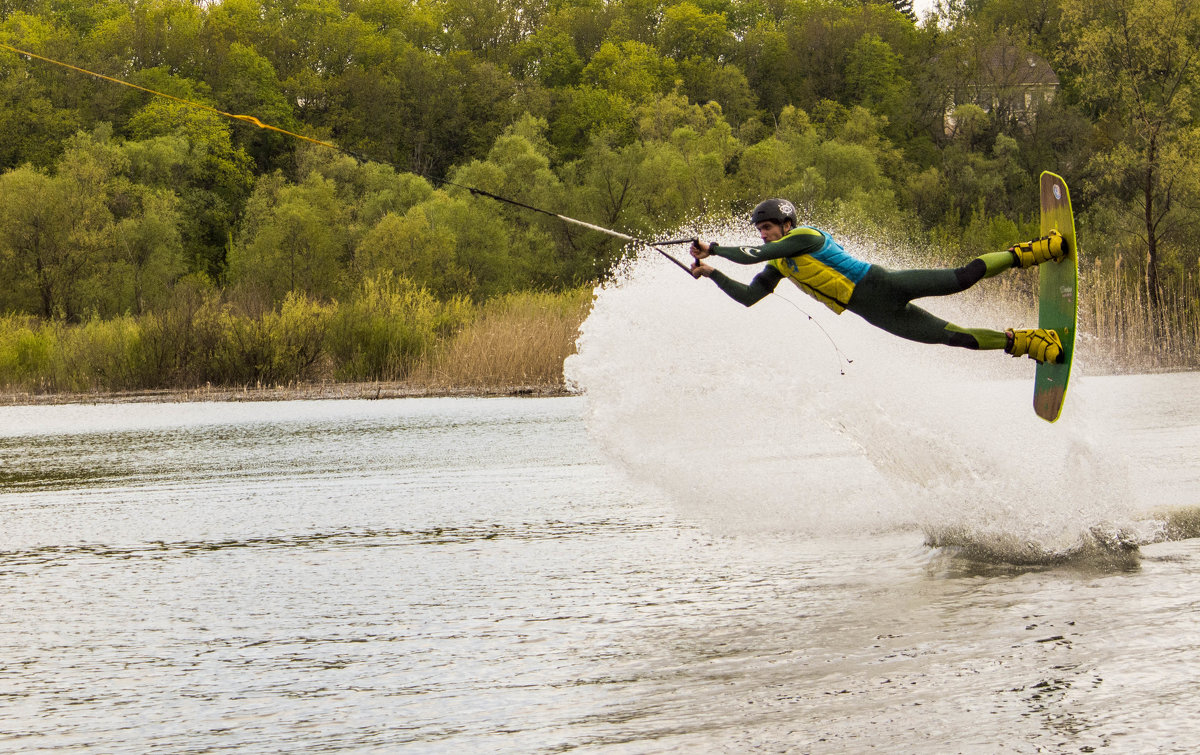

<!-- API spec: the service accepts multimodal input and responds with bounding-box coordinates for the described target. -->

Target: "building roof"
[981,44,1059,88]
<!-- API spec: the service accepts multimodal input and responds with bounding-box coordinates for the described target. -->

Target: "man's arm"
[707,229,825,264]
[705,265,784,306]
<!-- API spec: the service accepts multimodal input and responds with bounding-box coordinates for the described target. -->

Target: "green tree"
[891,0,917,23]
[512,28,585,88]
[207,42,296,170]
[674,58,756,123]
[610,0,667,46]
[447,121,562,291]
[657,1,730,59]
[733,105,821,204]
[0,165,74,317]
[229,172,348,304]
[426,191,541,298]
[0,54,80,170]
[735,21,792,117]
[549,85,636,159]
[845,33,909,122]
[41,128,130,319]
[581,40,676,103]
[1062,0,1200,312]
[962,0,1065,53]
[353,203,473,299]
[124,83,255,275]
[58,130,190,318]
[292,146,436,246]
[0,126,180,320]
[326,42,519,176]
[105,186,185,315]
[0,10,87,168]
[126,0,203,72]
[436,0,539,59]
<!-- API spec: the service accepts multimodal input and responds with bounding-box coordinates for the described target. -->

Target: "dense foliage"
[1,0,1199,377]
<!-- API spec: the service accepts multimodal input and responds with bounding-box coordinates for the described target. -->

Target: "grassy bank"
[0,280,594,402]
[1,264,1197,405]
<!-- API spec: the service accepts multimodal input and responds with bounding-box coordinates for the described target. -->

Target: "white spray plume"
[565,219,1142,562]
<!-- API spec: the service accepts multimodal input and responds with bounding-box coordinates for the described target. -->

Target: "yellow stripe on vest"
[767,231,856,313]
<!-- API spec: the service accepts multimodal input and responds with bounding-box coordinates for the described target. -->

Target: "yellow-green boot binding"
[1009,230,1067,269]
[1005,328,1065,364]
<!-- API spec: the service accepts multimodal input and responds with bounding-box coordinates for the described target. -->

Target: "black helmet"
[751,198,797,228]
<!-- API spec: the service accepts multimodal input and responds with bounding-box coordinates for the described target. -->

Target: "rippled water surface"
[1,381,1199,753]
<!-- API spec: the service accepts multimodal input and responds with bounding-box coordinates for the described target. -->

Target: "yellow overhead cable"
[0,40,345,153]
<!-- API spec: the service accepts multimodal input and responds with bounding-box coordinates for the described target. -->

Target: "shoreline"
[0,381,576,407]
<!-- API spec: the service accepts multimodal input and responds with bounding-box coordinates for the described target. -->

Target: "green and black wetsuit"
[705,227,1012,350]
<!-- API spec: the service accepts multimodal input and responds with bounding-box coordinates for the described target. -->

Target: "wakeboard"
[1034,171,1079,423]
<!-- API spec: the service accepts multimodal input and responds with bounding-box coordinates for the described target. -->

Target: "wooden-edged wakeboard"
[1034,171,1079,423]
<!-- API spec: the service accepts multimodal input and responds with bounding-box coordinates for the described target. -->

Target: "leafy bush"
[326,275,472,381]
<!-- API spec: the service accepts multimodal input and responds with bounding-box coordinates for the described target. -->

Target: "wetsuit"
[705,227,1011,350]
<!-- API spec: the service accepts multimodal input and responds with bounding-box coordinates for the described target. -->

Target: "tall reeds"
[1,258,1195,400]
[1081,258,1200,373]
[0,282,594,397]
[415,288,594,390]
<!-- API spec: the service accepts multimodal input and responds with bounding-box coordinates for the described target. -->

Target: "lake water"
[2,377,1198,754]
[3,249,1200,753]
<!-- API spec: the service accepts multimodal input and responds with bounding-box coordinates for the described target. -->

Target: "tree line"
[1,0,1198,352]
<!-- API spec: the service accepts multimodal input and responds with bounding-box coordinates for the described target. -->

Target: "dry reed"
[1080,258,1200,373]
[415,288,594,390]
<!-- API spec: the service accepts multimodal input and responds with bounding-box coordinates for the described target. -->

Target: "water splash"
[566,222,1143,564]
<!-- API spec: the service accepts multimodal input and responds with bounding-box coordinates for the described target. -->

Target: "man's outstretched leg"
[944,324,1064,363]
[944,232,1069,362]
[848,231,1069,361]
[957,229,1068,288]
[951,251,1017,290]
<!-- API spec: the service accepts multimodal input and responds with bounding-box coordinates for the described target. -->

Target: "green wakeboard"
[1034,171,1079,423]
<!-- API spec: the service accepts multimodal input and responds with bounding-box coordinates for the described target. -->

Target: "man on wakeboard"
[689,198,1067,364]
